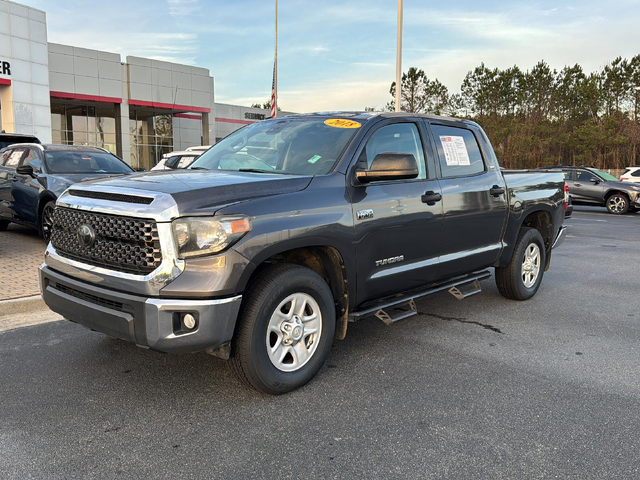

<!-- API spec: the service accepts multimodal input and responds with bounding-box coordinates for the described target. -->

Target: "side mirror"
[165,158,180,169]
[136,167,146,172]
[355,153,419,184]
[590,178,599,184]
[16,165,35,178]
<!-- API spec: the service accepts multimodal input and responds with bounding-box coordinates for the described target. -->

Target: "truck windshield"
[189,118,360,175]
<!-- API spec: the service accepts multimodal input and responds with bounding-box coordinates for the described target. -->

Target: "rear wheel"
[606,194,629,214]
[0,220,9,231]
[496,227,546,301]
[40,201,55,242]
[230,264,336,395]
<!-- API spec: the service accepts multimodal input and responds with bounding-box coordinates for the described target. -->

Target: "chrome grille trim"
[45,187,185,296]
[51,207,162,275]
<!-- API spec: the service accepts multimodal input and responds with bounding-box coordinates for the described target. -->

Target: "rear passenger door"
[0,148,27,220]
[426,121,508,280]
[0,149,14,219]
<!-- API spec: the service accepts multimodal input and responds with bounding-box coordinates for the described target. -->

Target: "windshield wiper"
[237,168,280,174]
[190,167,210,170]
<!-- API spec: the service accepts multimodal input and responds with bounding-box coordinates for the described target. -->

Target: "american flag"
[270,61,276,118]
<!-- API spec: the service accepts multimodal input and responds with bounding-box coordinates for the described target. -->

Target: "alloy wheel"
[521,243,540,288]
[607,196,626,214]
[42,204,55,242]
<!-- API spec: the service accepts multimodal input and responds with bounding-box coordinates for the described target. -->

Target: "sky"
[18,0,640,113]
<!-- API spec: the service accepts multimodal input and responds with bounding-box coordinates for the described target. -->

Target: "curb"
[0,295,48,317]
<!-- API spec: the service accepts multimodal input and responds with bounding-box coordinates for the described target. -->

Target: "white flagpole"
[395,0,403,112]
[274,0,278,117]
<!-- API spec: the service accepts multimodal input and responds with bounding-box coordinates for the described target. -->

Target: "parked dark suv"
[0,144,134,240]
[539,166,640,214]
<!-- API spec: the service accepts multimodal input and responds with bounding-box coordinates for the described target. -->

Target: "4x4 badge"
[356,209,374,220]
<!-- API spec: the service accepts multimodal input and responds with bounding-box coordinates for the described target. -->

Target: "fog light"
[182,313,197,330]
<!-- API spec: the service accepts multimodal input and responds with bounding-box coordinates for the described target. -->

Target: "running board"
[349,270,491,325]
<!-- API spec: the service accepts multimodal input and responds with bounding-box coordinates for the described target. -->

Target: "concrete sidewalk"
[0,223,46,301]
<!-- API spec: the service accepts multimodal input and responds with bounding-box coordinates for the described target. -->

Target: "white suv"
[621,166,640,183]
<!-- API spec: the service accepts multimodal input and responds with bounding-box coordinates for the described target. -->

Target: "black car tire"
[606,194,629,214]
[0,220,9,231]
[496,227,546,301]
[230,264,336,395]
[40,201,56,242]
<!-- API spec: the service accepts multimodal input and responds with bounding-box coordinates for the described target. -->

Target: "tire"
[230,264,336,395]
[39,200,56,242]
[495,227,546,301]
[0,220,9,231]
[606,194,629,215]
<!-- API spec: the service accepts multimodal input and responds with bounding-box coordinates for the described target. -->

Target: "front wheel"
[40,201,56,242]
[495,227,546,301]
[230,264,336,395]
[606,194,629,214]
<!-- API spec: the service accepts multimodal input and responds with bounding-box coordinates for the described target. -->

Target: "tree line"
[383,57,640,170]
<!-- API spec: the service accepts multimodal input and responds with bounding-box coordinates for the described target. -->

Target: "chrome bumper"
[552,225,568,249]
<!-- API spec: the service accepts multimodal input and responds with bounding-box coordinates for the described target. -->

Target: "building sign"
[0,61,11,76]
[245,112,266,121]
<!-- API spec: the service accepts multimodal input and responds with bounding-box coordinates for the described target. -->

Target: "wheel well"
[251,246,350,340]
[604,190,629,201]
[521,210,552,271]
[37,195,56,226]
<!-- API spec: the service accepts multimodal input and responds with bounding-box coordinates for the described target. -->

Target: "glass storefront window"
[50,101,120,156]
[129,110,173,170]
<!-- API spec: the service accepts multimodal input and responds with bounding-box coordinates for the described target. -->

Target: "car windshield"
[189,117,361,175]
[593,169,619,182]
[45,151,133,174]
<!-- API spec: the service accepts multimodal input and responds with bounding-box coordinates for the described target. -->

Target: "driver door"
[573,169,605,203]
[349,119,443,304]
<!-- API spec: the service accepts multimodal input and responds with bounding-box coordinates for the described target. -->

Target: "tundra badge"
[375,255,404,267]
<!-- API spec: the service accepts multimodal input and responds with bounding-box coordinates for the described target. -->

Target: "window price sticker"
[439,135,470,166]
[324,119,361,129]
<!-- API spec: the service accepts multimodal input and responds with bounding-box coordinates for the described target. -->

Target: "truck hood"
[41,173,131,196]
[64,169,313,216]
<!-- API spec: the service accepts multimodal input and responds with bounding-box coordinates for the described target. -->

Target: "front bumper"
[40,265,242,354]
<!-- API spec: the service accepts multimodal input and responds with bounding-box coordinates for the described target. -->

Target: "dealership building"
[0,1,282,170]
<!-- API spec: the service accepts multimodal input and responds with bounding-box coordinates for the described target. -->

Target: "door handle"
[489,185,505,197]
[574,183,582,187]
[421,191,442,205]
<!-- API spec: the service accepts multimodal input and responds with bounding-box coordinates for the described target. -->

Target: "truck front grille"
[50,207,162,275]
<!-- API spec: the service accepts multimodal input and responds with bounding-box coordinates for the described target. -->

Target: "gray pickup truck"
[39,112,567,394]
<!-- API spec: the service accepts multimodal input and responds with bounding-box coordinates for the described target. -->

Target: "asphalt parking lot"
[1,207,639,479]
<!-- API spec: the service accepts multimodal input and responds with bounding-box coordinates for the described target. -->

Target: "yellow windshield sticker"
[324,118,361,129]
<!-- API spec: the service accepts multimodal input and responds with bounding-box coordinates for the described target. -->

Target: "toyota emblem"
[77,224,96,247]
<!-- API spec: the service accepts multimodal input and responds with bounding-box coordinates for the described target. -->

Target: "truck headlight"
[171,216,251,259]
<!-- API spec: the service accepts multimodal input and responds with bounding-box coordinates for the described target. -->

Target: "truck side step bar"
[349,270,492,325]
